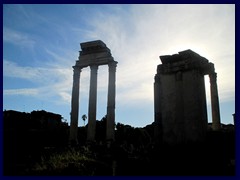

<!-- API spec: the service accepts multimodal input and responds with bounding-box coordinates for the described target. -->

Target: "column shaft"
[209,72,221,130]
[154,74,162,143]
[87,65,98,141]
[106,61,117,141]
[69,66,81,145]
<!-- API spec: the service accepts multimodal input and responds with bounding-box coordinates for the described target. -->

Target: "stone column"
[106,61,117,141]
[154,73,162,143]
[209,72,221,130]
[232,113,235,126]
[87,65,98,141]
[175,71,185,143]
[69,66,81,145]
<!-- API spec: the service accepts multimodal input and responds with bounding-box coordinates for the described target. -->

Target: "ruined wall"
[154,50,214,144]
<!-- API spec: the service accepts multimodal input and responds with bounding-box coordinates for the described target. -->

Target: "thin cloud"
[3,60,42,80]
[3,4,234,126]
[4,88,39,96]
[3,27,35,48]
[82,4,235,107]
[58,92,71,104]
[3,58,73,104]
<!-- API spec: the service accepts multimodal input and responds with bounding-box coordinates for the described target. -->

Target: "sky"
[3,4,235,127]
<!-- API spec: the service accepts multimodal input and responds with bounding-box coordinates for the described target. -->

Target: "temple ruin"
[154,50,221,144]
[69,40,117,145]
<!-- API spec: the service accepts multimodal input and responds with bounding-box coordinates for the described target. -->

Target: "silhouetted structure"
[69,40,118,145]
[154,50,221,144]
[232,113,235,126]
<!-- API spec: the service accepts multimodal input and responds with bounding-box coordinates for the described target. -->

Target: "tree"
[82,114,87,126]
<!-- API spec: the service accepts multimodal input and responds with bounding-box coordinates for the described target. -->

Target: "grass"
[29,147,112,175]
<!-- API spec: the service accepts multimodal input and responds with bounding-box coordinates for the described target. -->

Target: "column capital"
[209,72,217,83]
[109,61,118,66]
[108,61,117,72]
[73,66,81,80]
[73,66,82,73]
[90,64,99,71]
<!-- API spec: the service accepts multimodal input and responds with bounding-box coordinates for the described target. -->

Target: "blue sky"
[3,4,235,127]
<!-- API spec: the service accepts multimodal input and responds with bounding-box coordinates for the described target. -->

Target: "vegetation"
[3,110,235,176]
[30,147,111,175]
[82,114,87,126]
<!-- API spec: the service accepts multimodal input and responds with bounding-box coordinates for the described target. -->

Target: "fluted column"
[87,65,98,141]
[209,72,221,130]
[69,66,81,145]
[106,61,117,141]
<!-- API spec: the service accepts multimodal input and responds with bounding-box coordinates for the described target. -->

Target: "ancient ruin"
[69,40,117,145]
[154,50,221,144]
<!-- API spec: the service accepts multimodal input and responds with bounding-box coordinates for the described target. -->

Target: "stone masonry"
[154,50,221,144]
[69,40,117,145]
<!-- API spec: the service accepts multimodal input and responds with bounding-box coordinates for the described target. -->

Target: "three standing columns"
[209,72,221,131]
[69,62,117,145]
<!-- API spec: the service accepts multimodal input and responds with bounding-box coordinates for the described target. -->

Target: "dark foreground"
[3,110,235,176]
[4,131,235,176]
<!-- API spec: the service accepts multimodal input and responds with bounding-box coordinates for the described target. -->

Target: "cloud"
[81,4,235,106]
[3,5,234,126]
[3,27,35,48]
[4,88,39,96]
[3,60,43,81]
[58,92,71,104]
[3,58,73,104]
